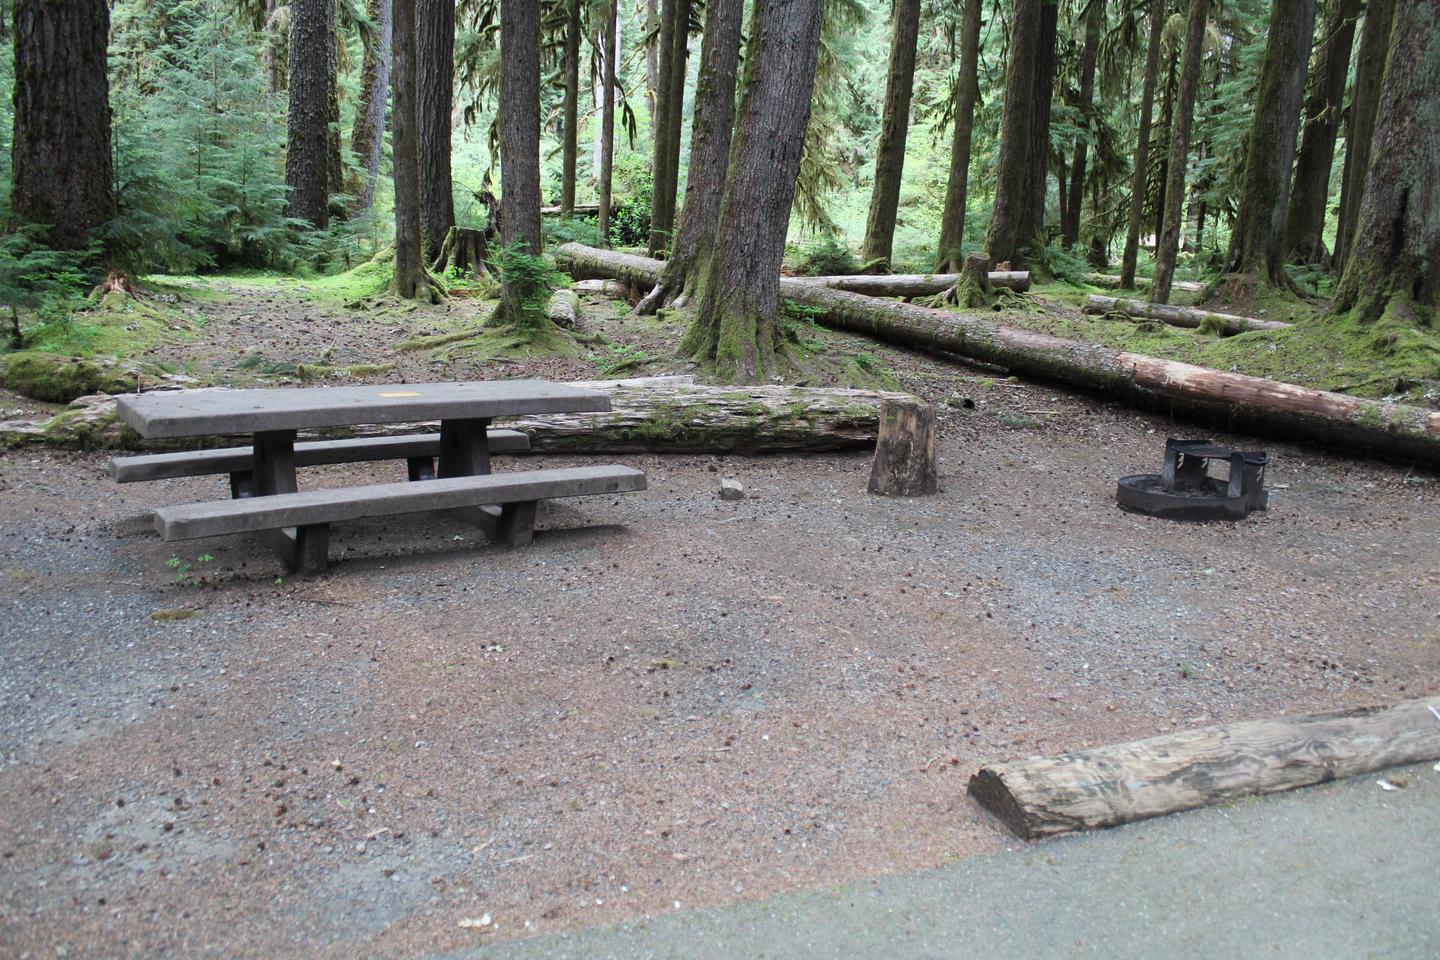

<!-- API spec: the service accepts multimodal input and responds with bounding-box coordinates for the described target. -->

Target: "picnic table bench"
[112,380,647,574]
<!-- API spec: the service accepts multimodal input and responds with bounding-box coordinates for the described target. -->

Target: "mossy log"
[2,377,910,454]
[969,696,1440,840]
[1088,273,1205,294]
[791,270,1030,296]
[556,243,1440,466]
[1083,295,1290,335]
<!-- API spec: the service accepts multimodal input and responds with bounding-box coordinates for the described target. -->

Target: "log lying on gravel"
[556,243,1440,466]
[791,270,1030,296]
[968,696,1440,840]
[1082,295,1296,336]
[507,377,910,453]
[547,289,580,327]
[2,377,912,455]
[573,278,631,298]
[1087,273,1205,294]
[1083,295,1289,335]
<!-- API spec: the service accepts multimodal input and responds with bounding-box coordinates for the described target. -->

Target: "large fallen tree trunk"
[1083,295,1290,335]
[4,377,910,455]
[968,696,1440,840]
[556,243,1440,466]
[791,270,1031,296]
[1088,273,1205,294]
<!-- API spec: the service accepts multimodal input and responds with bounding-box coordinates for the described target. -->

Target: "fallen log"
[541,203,601,217]
[556,243,1440,466]
[1088,273,1205,294]
[1083,295,1290,335]
[546,289,580,328]
[572,278,631,299]
[6,377,911,455]
[968,696,1440,840]
[792,270,1030,296]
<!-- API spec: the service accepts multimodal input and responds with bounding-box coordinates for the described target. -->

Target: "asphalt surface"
[457,762,1440,960]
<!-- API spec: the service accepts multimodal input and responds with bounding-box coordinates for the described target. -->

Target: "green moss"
[0,352,157,403]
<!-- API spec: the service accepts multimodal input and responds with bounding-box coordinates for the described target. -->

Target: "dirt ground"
[2,285,1439,958]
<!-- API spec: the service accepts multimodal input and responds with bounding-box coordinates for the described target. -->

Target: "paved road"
[449,763,1439,960]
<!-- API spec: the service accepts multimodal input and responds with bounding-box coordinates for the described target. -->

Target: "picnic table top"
[115,380,612,439]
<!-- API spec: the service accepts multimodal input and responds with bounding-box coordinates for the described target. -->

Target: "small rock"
[719,478,744,501]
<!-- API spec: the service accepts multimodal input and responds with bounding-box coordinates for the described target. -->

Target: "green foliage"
[607,155,654,249]
[106,0,308,273]
[0,225,98,348]
[787,234,862,276]
[492,242,565,332]
[1031,241,1096,285]
[543,215,605,249]
[588,342,656,376]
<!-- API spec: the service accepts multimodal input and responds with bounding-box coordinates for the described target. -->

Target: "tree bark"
[1227,0,1320,284]
[935,0,984,273]
[1284,0,1361,265]
[867,399,939,496]
[1332,0,1396,273]
[418,0,456,260]
[497,0,543,321]
[597,0,618,247]
[1083,294,1291,335]
[11,0,115,249]
[562,243,1440,464]
[1062,0,1103,250]
[969,697,1440,840]
[349,0,393,215]
[648,0,691,257]
[638,0,745,309]
[392,0,429,298]
[286,0,336,228]
[1024,0,1059,251]
[1120,0,1167,289]
[860,0,923,268]
[560,0,583,216]
[986,0,1044,268]
[645,0,661,141]
[1151,0,1210,305]
[791,271,1031,296]
[1331,0,1440,325]
[680,0,825,382]
[326,18,344,216]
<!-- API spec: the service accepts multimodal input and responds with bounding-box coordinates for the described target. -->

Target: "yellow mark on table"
[379,391,422,397]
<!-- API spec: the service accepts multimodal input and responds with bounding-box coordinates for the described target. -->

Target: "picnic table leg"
[436,417,502,538]
[249,430,326,575]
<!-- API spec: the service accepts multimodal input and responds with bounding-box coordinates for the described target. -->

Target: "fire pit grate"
[1117,437,1269,521]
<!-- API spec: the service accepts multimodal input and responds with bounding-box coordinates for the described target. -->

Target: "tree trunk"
[392,0,429,299]
[935,0,983,273]
[562,243,1440,465]
[645,0,660,141]
[638,0,745,309]
[349,0,393,215]
[1284,0,1360,265]
[597,0,618,247]
[418,0,456,261]
[1024,0,1059,251]
[560,0,583,216]
[679,0,825,382]
[1153,49,1177,256]
[860,0,923,269]
[1062,0,1103,249]
[1120,0,1167,289]
[648,0,691,257]
[986,0,1044,268]
[970,697,1440,840]
[499,0,543,317]
[791,271,1031,296]
[286,0,336,228]
[1226,0,1320,284]
[1331,0,1439,325]
[1332,0,1396,273]
[326,19,344,216]
[1083,295,1291,335]
[11,0,114,249]
[1151,0,1210,305]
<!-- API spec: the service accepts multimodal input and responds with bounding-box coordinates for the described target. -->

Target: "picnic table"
[112,380,648,574]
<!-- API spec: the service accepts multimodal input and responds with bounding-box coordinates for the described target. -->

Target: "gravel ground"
[2,289,1439,958]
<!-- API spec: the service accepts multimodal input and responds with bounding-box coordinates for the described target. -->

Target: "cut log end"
[867,398,938,496]
[967,767,1041,839]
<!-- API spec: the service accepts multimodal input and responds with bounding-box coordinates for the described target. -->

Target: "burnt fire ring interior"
[1117,437,1269,521]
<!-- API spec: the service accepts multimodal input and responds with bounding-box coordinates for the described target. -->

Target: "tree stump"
[867,398,938,496]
